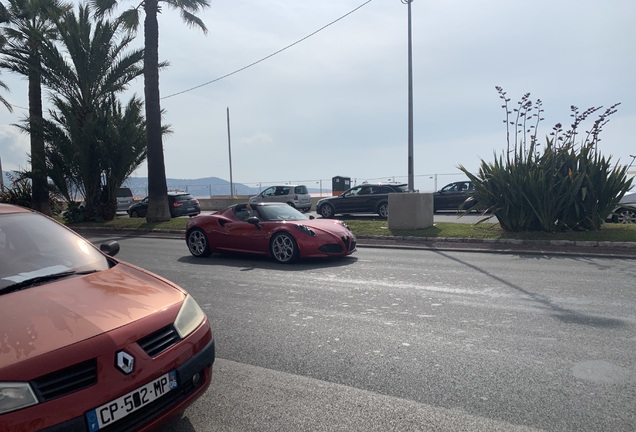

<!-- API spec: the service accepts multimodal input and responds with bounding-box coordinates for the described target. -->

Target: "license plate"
[85,371,178,431]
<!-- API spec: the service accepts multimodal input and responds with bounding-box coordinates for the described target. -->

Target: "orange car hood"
[0,263,185,368]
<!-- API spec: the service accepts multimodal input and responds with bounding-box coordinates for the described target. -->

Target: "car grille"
[31,359,97,402]
[319,244,344,253]
[318,236,356,254]
[343,235,356,252]
[137,325,181,357]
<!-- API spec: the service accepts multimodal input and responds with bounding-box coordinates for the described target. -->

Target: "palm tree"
[0,74,13,113]
[91,0,210,222]
[42,95,149,220]
[36,4,145,220]
[0,0,71,215]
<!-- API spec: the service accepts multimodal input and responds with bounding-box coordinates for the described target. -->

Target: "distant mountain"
[121,176,260,198]
[1,172,324,198]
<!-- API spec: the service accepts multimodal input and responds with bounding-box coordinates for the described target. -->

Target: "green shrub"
[460,88,632,232]
[0,173,33,208]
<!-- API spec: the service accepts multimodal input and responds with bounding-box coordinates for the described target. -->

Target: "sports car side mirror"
[247,216,262,230]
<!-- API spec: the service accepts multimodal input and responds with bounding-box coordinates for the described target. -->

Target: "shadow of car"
[128,191,201,218]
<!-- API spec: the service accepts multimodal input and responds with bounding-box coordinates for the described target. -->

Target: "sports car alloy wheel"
[188,228,211,257]
[270,232,298,263]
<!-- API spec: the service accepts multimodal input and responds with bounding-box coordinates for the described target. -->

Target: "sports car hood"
[302,219,355,236]
[0,263,185,367]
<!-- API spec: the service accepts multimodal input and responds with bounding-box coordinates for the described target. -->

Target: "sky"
[1,0,635,193]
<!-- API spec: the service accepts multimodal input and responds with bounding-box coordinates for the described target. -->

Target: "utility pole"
[226,107,234,197]
[402,0,415,192]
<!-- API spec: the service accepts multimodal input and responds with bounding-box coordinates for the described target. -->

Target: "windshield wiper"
[0,270,98,295]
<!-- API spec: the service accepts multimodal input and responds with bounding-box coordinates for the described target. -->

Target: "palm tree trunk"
[28,59,51,215]
[143,0,170,222]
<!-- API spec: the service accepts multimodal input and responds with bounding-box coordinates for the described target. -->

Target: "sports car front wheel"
[187,228,211,257]
[270,232,299,264]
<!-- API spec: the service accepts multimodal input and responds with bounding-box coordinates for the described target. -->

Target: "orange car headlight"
[174,295,206,339]
[0,382,38,414]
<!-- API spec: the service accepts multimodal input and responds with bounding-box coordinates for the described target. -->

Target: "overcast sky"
[1,0,635,192]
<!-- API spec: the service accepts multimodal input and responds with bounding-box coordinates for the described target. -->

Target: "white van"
[249,185,311,212]
[116,187,134,211]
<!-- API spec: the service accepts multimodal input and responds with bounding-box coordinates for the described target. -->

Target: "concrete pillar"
[388,192,434,230]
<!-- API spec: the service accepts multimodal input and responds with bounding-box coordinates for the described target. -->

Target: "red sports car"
[0,204,214,431]
[186,202,357,263]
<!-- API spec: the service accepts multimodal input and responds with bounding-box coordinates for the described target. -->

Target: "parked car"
[128,191,201,218]
[609,192,636,223]
[186,202,356,263]
[433,181,476,211]
[249,185,312,212]
[0,204,215,431]
[116,187,134,212]
[316,183,409,218]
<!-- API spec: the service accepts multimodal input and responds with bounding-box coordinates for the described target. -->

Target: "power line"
[161,0,375,100]
[4,0,375,110]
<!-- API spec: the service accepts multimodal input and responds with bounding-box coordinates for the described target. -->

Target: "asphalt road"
[87,234,636,432]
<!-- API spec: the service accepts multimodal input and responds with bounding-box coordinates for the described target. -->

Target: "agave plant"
[460,88,632,232]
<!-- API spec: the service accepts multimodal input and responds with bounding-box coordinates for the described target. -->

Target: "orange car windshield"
[0,213,110,290]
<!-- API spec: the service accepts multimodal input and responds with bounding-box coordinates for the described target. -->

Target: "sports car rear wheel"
[270,232,298,264]
[187,228,211,257]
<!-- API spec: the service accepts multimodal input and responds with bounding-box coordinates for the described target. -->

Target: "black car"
[316,183,409,218]
[433,181,476,211]
[128,191,201,218]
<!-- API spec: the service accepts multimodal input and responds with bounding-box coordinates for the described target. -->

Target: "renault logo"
[116,351,135,375]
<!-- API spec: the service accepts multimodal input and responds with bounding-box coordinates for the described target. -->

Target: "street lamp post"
[402,0,415,192]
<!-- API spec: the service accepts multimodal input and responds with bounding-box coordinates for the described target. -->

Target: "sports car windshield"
[258,205,310,221]
[0,212,110,291]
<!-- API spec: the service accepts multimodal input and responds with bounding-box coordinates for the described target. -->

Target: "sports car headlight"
[0,382,38,414]
[337,220,351,230]
[295,224,316,236]
[174,295,206,339]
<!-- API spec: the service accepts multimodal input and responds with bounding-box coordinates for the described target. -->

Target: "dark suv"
[316,183,408,218]
[433,181,476,211]
[127,191,201,218]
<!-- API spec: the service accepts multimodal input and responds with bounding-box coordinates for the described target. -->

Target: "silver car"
[249,185,312,212]
[116,187,134,212]
[611,192,636,223]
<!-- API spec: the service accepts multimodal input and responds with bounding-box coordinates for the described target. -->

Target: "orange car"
[0,204,214,431]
